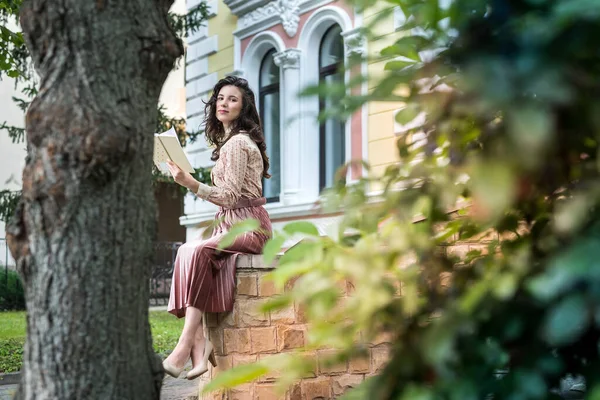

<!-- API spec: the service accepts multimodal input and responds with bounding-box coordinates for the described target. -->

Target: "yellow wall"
[365,5,405,185]
[208,1,237,77]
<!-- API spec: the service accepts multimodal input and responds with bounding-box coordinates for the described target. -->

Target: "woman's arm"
[166,136,249,208]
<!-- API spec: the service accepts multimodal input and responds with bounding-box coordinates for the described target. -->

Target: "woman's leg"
[164,306,203,369]
[190,315,207,367]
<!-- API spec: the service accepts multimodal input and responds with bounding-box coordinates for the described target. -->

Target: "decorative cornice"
[239,0,301,38]
[341,27,366,56]
[273,48,301,69]
[223,0,272,17]
[232,0,334,40]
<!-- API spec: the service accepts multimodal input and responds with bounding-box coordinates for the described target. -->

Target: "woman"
[162,76,272,380]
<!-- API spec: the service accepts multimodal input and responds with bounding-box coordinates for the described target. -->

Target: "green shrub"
[0,269,25,311]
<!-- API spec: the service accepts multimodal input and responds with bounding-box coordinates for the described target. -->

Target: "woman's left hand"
[166,160,198,191]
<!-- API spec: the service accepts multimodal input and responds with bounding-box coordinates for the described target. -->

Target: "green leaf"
[259,294,293,313]
[262,235,287,265]
[278,240,323,266]
[543,295,589,346]
[202,362,269,393]
[269,261,315,290]
[384,59,417,71]
[217,219,260,250]
[283,221,320,237]
[395,104,421,125]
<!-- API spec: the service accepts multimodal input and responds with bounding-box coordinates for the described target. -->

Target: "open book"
[153,127,195,175]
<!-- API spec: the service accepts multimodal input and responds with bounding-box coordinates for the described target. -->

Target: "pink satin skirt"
[167,197,272,317]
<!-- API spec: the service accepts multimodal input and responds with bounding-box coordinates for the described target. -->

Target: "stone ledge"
[236,254,274,270]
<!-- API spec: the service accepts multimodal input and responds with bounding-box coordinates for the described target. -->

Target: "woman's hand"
[166,160,199,192]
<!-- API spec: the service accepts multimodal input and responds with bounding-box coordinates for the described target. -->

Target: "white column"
[274,48,302,205]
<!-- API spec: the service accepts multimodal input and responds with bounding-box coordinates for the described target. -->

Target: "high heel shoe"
[163,359,185,379]
[186,339,217,380]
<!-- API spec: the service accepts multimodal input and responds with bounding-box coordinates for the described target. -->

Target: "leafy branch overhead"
[208,0,600,398]
[0,1,212,223]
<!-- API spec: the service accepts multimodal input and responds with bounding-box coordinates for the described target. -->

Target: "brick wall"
[196,255,392,400]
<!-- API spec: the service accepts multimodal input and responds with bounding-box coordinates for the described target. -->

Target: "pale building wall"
[365,4,404,189]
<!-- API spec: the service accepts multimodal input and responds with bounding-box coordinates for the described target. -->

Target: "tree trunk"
[6,1,183,398]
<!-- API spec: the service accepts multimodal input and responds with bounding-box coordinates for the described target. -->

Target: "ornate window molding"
[240,31,286,93]
[296,5,353,199]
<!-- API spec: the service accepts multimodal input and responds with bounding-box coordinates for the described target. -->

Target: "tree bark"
[6,1,183,398]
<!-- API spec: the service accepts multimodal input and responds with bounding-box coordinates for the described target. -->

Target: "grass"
[0,312,26,373]
[0,310,184,373]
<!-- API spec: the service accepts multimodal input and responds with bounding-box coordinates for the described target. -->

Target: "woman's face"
[216,85,243,127]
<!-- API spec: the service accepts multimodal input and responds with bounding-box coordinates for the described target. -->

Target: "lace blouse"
[195,133,263,208]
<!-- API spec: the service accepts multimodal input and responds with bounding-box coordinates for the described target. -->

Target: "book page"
[153,136,171,175]
[153,127,195,173]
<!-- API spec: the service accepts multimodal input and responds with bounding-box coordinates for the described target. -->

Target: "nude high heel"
[186,339,217,380]
[163,359,185,379]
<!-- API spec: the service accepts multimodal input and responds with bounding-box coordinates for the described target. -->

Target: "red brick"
[270,305,296,325]
[295,303,308,324]
[232,354,258,367]
[238,298,270,327]
[237,273,258,296]
[300,352,318,379]
[332,374,364,396]
[258,276,281,297]
[258,354,281,382]
[447,244,469,259]
[372,345,391,372]
[229,383,254,400]
[213,355,232,377]
[370,331,394,346]
[286,383,302,400]
[251,327,277,354]
[255,383,282,400]
[318,350,347,375]
[301,377,331,400]
[224,328,251,354]
[468,244,489,255]
[220,307,238,327]
[348,353,370,373]
[277,325,305,351]
[202,389,227,400]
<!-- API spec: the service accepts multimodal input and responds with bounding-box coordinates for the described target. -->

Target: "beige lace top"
[195,133,264,208]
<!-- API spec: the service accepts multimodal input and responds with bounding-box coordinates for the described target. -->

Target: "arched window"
[319,24,345,191]
[259,49,281,202]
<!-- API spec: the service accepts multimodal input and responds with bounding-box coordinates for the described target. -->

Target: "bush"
[0,269,25,311]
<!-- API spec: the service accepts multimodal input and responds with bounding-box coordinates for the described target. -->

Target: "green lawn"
[0,310,184,373]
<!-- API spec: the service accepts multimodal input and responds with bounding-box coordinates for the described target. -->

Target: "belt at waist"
[229,197,267,209]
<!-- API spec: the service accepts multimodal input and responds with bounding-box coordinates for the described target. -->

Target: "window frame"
[258,48,281,203]
[318,24,345,192]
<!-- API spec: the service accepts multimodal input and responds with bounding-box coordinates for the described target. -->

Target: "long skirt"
[167,197,272,317]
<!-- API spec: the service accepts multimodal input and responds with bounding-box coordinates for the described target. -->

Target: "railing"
[0,238,181,309]
[149,241,182,306]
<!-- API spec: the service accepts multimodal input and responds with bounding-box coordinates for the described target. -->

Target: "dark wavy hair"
[203,76,271,179]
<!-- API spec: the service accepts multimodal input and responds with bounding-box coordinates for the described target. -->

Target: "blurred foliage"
[0,269,24,311]
[0,0,27,80]
[207,0,600,398]
[0,2,212,222]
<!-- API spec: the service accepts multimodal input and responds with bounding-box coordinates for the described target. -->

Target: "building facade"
[182,0,404,239]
